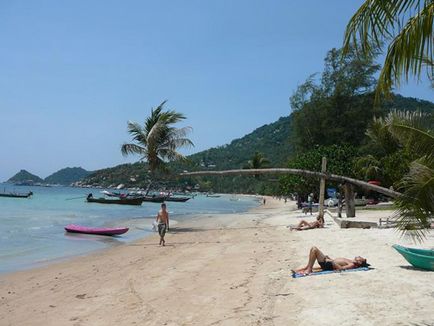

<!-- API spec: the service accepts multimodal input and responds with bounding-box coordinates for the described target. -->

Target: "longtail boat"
[393,244,434,271]
[164,196,191,202]
[140,196,165,203]
[0,191,33,198]
[86,196,143,205]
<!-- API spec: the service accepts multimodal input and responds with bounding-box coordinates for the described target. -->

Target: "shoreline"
[0,193,261,275]
[1,197,433,325]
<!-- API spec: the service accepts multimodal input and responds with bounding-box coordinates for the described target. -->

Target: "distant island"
[7,167,91,186]
[7,170,44,185]
[44,167,91,185]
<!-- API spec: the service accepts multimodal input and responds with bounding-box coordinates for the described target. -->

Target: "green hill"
[44,167,91,185]
[79,163,148,188]
[186,115,292,170]
[80,115,292,189]
[8,170,43,184]
[80,94,434,193]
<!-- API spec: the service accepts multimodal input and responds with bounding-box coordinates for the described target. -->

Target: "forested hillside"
[80,93,433,193]
[44,167,91,185]
[7,170,43,184]
[187,115,292,170]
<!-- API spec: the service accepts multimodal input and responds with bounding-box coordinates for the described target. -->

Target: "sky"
[0,0,432,181]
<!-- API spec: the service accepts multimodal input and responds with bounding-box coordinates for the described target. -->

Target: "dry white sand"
[0,197,433,326]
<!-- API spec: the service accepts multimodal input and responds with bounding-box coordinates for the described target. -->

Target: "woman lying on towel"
[290,216,324,231]
[293,246,369,275]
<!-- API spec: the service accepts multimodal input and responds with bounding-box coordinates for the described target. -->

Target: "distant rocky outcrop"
[44,167,91,185]
[7,170,43,184]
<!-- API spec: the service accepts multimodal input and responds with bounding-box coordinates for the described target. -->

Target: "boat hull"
[393,244,434,271]
[65,224,129,236]
[86,197,143,205]
[165,196,190,202]
[0,192,32,198]
[140,196,165,203]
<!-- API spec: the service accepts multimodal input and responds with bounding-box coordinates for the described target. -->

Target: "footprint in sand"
[75,294,87,299]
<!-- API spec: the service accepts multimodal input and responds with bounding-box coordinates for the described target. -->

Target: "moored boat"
[65,224,129,236]
[86,195,143,205]
[393,244,434,271]
[164,196,191,202]
[0,191,33,198]
[141,196,166,203]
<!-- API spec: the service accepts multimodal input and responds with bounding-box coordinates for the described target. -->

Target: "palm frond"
[394,155,434,241]
[376,2,434,97]
[122,100,193,172]
[386,110,434,157]
[121,143,146,157]
[343,0,434,97]
[354,154,382,180]
[126,121,147,144]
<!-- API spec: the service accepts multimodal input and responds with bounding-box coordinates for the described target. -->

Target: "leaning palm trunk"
[180,168,401,198]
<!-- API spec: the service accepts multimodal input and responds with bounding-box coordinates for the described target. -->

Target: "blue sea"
[0,183,259,273]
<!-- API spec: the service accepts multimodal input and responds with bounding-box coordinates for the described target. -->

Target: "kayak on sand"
[64,224,129,236]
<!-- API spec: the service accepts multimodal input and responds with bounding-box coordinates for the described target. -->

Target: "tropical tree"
[384,111,434,240]
[121,101,193,178]
[290,47,381,151]
[344,0,434,98]
[243,151,270,179]
[245,152,270,169]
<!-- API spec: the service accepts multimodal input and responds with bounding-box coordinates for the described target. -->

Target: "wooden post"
[344,183,356,217]
[318,157,327,219]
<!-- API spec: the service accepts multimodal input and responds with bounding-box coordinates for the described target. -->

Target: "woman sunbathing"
[290,216,324,231]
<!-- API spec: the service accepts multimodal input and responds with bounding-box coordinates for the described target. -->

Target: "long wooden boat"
[393,244,434,271]
[165,196,191,202]
[141,196,165,203]
[86,196,143,205]
[65,224,129,236]
[0,191,33,198]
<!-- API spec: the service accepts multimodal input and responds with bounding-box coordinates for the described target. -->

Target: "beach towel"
[291,267,371,278]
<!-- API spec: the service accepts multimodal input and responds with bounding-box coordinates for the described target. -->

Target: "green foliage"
[344,0,434,98]
[386,111,434,240]
[244,152,270,169]
[290,47,381,150]
[187,116,292,170]
[121,101,193,172]
[279,145,358,197]
[8,170,43,183]
[44,167,91,185]
[83,162,150,188]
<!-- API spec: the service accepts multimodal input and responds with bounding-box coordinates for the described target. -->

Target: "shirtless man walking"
[294,246,369,275]
[156,203,169,246]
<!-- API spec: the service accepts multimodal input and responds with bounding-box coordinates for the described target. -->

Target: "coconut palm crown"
[343,0,434,98]
[386,111,434,241]
[121,101,194,172]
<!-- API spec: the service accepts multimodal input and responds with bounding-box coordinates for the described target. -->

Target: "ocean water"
[0,183,259,273]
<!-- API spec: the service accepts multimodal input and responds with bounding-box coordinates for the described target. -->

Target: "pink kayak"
[64,224,129,236]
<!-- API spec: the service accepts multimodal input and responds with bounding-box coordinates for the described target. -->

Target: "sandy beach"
[1,197,433,326]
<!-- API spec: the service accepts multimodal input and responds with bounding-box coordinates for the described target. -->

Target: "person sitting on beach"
[156,203,169,246]
[290,216,324,231]
[293,246,369,275]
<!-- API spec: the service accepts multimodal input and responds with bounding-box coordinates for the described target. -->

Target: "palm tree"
[343,0,434,98]
[354,154,382,180]
[384,111,434,240]
[121,100,193,180]
[244,152,270,178]
[245,152,270,169]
